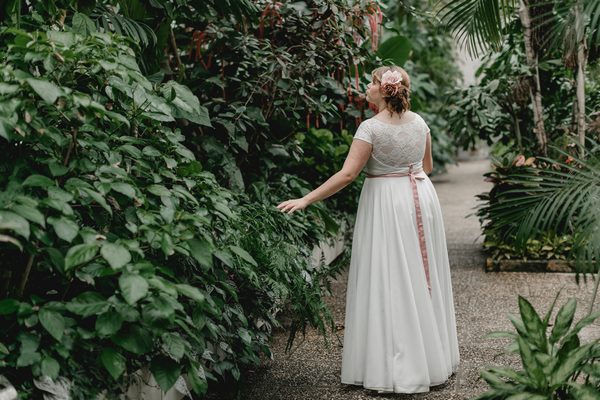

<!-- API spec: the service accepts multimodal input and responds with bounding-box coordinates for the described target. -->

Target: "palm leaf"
[437,0,517,57]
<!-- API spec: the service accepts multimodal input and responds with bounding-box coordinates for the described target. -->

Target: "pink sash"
[366,164,431,296]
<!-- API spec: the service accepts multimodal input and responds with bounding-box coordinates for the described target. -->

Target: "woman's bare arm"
[276,139,372,214]
[422,131,433,174]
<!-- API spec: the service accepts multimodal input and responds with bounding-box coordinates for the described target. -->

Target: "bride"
[276,65,459,393]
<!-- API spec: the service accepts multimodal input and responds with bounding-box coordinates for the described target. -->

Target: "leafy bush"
[476,151,582,263]
[475,295,600,399]
[0,29,339,398]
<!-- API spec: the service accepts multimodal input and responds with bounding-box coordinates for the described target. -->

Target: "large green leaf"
[0,298,19,315]
[41,356,60,379]
[161,332,186,361]
[0,210,30,239]
[550,298,577,344]
[10,204,45,227]
[518,296,546,352]
[26,78,62,104]
[100,348,126,380]
[95,310,123,337]
[150,356,181,392]
[517,336,545,389]
[187,239,213,269]
[551,343,595,385]
[48,216,79,243]
[112,326,152,355]
[100,242,131,270]
[230,245,258,267]
[376,36,411,67]
[119,273,148,305]
[39,308,65,341]
[66,291,109,317]
[175,284,205,303]
[64,243,99,271]
[72,12,96,36]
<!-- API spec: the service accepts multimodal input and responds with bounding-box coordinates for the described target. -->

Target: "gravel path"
[218,159,600,400]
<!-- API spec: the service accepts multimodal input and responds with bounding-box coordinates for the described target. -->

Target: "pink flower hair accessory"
[380,70,403,97]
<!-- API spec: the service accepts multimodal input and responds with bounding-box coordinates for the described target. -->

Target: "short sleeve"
[421,117,431,135]
[353,121,372,144]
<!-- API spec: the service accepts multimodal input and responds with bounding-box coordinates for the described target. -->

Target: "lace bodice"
[353,113,430,175]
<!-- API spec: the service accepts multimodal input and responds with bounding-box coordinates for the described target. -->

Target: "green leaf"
[238,328,251,344]
[81,188,112,215]
[111,182,136,198]
[64,243,99,271]
[517,336,545,388]
[175,284,205,303]
[147,184,171,197]
[39,309,65,341]
[23,174,55,187]
[100,348,126,380]
[48,216,79,243]
[101,242,131,270]
[66,291,108,317]
[230,245,258,266]
[26,78,62,104]
[0,298,19,315]
[0,210,30,239]
[10,204,45,227]
[0,233,21,250]
[96,310,123,337]
[568,384,600,400]
[161,332,186,361]
[550,298,577,343]
[214,249,234,267]
[41,356,60,379]
[551,343,596,385]
[112,326,152,355]
[150,357,181,392]
[119,273,148,305]
[72,12,96,36]
[188,363,208,395]
[187,239,213,269]
[518,296,546,351]
[377,35,411,66]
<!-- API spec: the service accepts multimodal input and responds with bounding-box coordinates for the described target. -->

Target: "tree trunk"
[519,0,547,155]
[575,0,587,158]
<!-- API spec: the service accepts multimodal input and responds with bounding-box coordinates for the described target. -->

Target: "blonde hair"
[371,65,411,116]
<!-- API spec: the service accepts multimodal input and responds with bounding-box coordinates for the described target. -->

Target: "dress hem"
[340,364,459,394]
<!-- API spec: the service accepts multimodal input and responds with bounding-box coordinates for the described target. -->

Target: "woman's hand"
[276,197,310,214]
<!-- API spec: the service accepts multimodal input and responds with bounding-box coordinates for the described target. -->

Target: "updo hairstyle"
[372,66,411,117]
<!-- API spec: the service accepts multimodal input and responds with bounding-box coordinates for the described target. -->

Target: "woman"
[276,65,459,393]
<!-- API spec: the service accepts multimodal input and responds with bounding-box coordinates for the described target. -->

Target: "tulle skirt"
[341,172,460,393]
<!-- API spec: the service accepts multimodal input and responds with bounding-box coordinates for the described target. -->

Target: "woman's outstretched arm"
[276,139,372,214]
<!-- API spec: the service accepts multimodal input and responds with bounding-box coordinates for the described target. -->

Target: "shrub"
[0,29,338,398]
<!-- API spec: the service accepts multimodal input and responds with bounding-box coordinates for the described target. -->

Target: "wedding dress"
[340,112,460,393]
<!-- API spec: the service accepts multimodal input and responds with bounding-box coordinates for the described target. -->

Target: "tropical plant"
[474,294,600,399]
[0,28,341,398]
[439,0,600,156]
[477,147,600,306]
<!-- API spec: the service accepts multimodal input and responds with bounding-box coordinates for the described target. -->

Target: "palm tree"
[438,0,600,156]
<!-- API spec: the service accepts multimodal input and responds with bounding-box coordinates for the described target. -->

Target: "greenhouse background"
[0,0,599,399]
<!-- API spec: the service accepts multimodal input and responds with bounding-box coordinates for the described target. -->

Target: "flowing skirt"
[340,172,460,393]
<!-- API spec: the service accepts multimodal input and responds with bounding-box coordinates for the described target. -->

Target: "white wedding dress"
[340,112,460,393]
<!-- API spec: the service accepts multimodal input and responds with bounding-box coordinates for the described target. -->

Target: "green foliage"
[477,148,600,273]
[0,29,338,398]
[474,295,600,399]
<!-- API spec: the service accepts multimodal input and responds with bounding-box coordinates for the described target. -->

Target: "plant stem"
[589,266,599,314]
[170,27,184,81]
[575,0,587,159]
[17,254,34,298]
